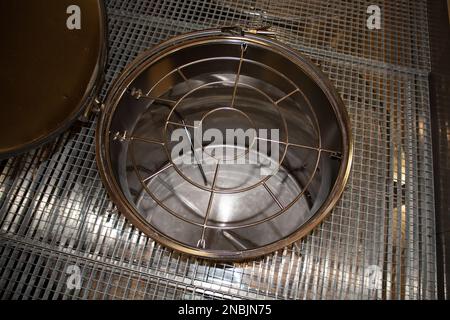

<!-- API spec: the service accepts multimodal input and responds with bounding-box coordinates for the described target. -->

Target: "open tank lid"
[0,0,107,159]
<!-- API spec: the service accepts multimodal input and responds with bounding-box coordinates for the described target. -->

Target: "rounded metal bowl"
[96,28,352,261]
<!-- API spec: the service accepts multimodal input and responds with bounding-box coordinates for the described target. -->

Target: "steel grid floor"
[0,0,436,299]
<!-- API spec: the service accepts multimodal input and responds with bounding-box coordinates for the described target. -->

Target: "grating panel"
[107,0,430,71]
[0,0,436,299]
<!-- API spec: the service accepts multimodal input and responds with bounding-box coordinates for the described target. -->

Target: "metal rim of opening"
[96,28,353,261]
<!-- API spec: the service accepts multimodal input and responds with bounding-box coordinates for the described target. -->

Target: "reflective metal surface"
[97,30,352,260]
[0,0,437,300]
[0,0,107,159]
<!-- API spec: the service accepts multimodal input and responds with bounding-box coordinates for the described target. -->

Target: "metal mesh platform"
[0,0,437,299]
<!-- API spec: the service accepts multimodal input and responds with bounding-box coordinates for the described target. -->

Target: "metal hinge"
[81,97,105,121]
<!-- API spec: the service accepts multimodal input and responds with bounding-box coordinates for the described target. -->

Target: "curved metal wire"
[125,41,343,242]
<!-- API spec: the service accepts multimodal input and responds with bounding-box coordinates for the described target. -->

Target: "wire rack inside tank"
[0,0,437,299]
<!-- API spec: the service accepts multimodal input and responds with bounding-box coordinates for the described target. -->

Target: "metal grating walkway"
[0,0,437,299]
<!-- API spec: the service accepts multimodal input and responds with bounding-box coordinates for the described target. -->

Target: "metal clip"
[130,87,143,99]
[196,238,206,249]
[329,152,343,161]
[221,25,276,38]
[244,25,276,38]
[112,130,128,142]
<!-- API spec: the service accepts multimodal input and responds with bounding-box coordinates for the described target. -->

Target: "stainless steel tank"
[96,28,352,261]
